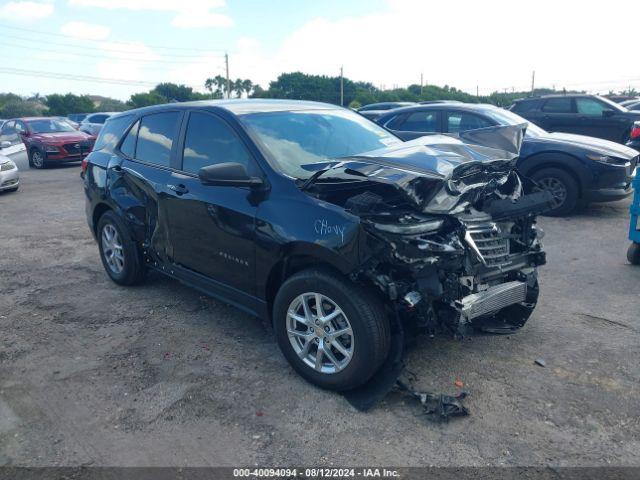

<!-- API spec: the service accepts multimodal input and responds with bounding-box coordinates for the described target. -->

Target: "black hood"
[303,125,526,214]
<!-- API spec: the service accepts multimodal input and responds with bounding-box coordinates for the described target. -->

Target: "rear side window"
[134,112,181,167]
[398,111,439,132]
[542,98,573,113]
[182,112,252,175]
[94,114,133,151]
[446,112,493,133]
[119,120,139,157]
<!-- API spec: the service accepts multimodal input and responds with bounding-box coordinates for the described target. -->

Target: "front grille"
[464,218,510,267]
[63,141,92,156]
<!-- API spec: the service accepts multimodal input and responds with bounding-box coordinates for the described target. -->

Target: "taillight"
[631,124,640,139]
[81,158,88,174]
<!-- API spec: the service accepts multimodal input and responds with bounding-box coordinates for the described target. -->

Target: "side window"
[94,115,133,151]
[135,112,181,167]
[14,121,26,133]
[119,120,139,157]
[397,111,439,132]
[0,121,17,145]
[182,112,252,175]
[576,98,609,115]
[542,98,573,113]
[511,101,536,113]
[446,112,493,133]
[1,121,16,135]
[384,114,406,130]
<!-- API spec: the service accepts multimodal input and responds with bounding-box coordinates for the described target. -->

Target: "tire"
[273,268,390,391]
[29,149,46,169]
[97,210,145,286]
[628,242,640,265]
[531,168,579,216]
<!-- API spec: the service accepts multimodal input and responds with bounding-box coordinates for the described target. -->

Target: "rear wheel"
[29,149,46,169]
[531,168,579,216]
[273,268,390,391]
[97,211,145,285]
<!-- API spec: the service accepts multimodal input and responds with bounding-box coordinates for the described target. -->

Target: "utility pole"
[340,66,344,106]
[420,72,423,96]
[531,70,535,95]
[476,84,479,98]
[225,52,230,99]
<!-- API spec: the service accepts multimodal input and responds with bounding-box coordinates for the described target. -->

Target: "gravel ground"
[1,155,639,467]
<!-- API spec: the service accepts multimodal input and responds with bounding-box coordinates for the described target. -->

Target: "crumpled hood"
[540,132,638,159]
[306,124,526,214]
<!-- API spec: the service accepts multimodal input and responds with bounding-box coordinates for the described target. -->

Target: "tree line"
[0,71,614,119]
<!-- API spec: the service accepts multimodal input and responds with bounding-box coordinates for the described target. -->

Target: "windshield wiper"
[299,161,345,191]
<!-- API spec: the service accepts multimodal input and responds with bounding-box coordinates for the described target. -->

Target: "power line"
[0,22,228,53]
[0,41,224,65]
[0,31,222,59]
[0,67,160,86]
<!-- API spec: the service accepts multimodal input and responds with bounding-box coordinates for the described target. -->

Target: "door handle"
[168,184,189,195]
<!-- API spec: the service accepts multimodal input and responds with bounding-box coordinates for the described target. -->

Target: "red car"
[0,117,95,169]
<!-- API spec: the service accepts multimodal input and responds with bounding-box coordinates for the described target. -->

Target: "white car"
[79,112,116,136]
[0,146,19,193]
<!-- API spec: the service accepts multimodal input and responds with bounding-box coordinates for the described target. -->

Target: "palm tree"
[241,79,254,98]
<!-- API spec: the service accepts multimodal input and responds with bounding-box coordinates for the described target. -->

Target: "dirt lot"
[1,157,640,467]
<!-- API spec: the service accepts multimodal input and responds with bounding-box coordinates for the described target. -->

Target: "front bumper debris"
[459,280,527,321]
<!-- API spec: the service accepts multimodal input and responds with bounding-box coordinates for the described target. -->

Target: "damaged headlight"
[374,218,444,235]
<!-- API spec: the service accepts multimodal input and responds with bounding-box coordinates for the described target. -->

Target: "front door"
[164,111,260,298]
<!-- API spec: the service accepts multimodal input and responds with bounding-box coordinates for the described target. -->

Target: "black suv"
[511,94,640,150]
[84,100,548,391]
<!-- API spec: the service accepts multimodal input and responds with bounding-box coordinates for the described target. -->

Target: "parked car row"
[0,117,95,169]
[375,101,638,215]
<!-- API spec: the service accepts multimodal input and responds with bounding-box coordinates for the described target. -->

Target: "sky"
[1,0,639,101]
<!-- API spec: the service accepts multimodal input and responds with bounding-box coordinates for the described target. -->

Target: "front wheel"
[273,269,390,391]
[29,149,46,169]
[531,168,579,216]
[628,242,640,265]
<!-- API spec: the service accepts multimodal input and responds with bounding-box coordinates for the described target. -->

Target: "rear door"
[384,109,442,140]
[538,97,578,133]
[116,110,184,265]
[163,110,260,300]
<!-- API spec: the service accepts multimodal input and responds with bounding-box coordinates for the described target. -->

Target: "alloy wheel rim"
[538,177,567,209]
[286,292,354,374]
[101,224,125,274]
[32,151,43,168]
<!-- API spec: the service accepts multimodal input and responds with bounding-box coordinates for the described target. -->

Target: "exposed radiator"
[460,280,527,320]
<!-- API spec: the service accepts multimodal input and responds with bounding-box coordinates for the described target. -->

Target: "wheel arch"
[518,152,586,198]
[263,243,358,322]
[92,202,112,236]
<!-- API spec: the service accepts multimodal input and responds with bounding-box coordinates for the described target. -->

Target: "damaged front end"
[306,125,551,336]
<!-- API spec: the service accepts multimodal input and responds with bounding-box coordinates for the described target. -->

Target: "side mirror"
[0,141,11,149]
[198,162,263,188]
[602,109,615,117]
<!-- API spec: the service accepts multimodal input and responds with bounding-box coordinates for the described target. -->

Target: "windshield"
[27,119,76,134]
[597,96,628,112]
[240,109,403,179]
[482,107,547,138]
